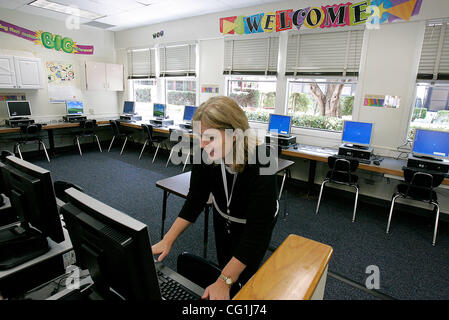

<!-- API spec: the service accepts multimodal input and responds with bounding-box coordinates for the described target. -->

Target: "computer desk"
[233,234,333,300]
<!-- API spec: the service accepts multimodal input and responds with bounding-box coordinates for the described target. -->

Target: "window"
[409,82,449,137]
[128,79,157,118]
[165,78,197,122]
[287,78,357,131]
[226,76,277,123]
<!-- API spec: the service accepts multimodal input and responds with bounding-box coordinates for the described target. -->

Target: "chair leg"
[386,194,401,234]
[352,185,359,222]
[432,202,440,246]
[108,136,116,152]
[182,150,191,172]
[76,137,82,157]
[17,144,23,160]
[152,142,161,164]
[95,135,102,152]
[166,147,175,167]
[315,180,328,214]
[41,141,50,163]
[139,140,148,159]
[120,137,128,156]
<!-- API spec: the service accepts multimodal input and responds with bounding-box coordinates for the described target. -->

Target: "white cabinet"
[0,55,43,89]
[85,61,123,91]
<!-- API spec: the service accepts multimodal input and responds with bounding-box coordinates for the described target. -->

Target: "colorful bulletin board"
[220,0,422,35]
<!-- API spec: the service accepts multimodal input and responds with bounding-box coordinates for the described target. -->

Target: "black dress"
[178,145,278,285]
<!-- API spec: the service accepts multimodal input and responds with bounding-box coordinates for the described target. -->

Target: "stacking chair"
[386,166,445,246]
[316,155,359,222]
[108,120,134,155]
[139,124,168,163]
[13,124,50,163]
[166,128,194,172]
[74,120,102,156]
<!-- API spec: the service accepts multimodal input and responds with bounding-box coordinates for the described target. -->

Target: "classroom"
[0,0,448,304]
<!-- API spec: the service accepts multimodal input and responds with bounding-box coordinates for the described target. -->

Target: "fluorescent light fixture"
[28,0,105,20]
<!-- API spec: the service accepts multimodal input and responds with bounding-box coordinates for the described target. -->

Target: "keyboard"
[338,154,371,164]
[157,271,201,300]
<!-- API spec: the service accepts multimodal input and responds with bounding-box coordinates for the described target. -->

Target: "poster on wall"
[363,94,400,108]
[201,85,220,94]
[46,61,82,103]
[0,94,26,101]
[219,0,422,35]
[0,19,94,55]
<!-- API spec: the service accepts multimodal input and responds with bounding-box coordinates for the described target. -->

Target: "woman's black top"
[178,145,278,268]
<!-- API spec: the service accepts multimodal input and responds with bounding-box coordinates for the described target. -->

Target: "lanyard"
[220,160,237,215]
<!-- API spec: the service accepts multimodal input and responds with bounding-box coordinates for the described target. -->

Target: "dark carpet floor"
[30,144,449,300]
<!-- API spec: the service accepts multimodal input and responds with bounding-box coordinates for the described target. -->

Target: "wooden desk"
[281,145,449,186]
[233,234,333,300]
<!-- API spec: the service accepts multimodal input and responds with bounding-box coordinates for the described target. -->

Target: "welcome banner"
[0,19,94,55]
[220,0,422,35]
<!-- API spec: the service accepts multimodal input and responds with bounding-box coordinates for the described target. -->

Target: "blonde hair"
[193,96,258,173]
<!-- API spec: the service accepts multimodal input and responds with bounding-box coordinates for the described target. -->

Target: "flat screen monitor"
[268,114,292,136]
[153,103,166,119]
[0,156,64,270]
[412,129,449,160]
[6,101,32,118]
[66,100,84,115]
[341,120,373,148]
[60,187,161,300]
[123,101,135,114]
[183,105,198,122]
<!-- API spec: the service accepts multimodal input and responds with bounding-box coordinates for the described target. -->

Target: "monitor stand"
[344,143,369,150]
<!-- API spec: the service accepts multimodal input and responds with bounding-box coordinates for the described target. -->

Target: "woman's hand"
[151,238,173,262]
[201,279,231,300]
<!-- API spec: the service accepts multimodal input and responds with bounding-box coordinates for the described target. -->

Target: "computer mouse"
[373,160,380,166]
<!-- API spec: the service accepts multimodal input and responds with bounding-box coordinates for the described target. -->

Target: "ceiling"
[0,0,287,31]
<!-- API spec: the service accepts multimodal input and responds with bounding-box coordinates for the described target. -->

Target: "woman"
[152,96,278,300]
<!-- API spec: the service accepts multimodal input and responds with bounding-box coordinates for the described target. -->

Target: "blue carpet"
[31,146,449,300]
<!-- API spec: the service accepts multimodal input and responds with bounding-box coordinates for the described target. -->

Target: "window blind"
[159,44,196,77]
[285,30,363,77]
[127,48,156,79]
[223,36,279,75]
[418,20,449,80]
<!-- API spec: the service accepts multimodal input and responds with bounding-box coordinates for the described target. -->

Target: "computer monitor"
[341,120,373,149]
[66,100,84,115]
[6,101,32,118]
[268,114,292,136]
[123,101,135,115]
[60,187,161,300]
[183,106,198,122]
[412,129,449,160]
[0,156,64,270]
[153,103,166,119]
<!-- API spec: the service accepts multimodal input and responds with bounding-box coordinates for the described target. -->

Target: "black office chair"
[176,252,242,298]
[13,124,50,163]
[166,128,194,172]
[74,120,102,156]
[108,120,134,155]
[139,124,168,162]
[316,155,359,222]
[386,166,445,246]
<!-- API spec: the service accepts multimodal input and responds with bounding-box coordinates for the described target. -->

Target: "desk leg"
[161,190,168,240]
[47,129,56,157]
[307,160,318,199]
[203,205,209,258]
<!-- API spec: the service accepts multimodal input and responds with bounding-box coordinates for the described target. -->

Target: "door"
[106,63,123,91]
[14,56,43,89]
[85,61,106,90]
[0,55,17,88]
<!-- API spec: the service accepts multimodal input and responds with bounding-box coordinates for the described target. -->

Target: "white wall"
[0,8,119,123]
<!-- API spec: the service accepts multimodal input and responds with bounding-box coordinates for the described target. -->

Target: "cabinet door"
[106,63,123,91]
[0,55,17,88]
[14,56,43,89]
[85,61,106,90]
